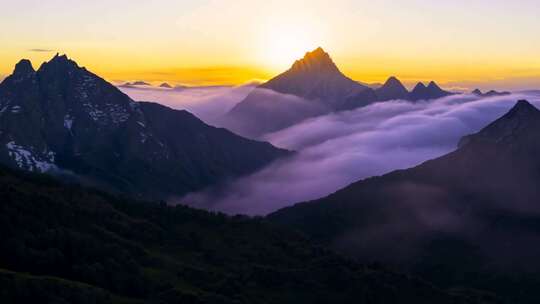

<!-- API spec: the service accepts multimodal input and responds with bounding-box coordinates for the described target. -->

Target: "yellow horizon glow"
[1,0,540,90]
[2,49,539,91]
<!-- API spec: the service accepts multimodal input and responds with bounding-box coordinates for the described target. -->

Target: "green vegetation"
[0,166,488,303]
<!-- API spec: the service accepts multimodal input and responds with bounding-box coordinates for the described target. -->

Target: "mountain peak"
[13,59,35,77]
[256,46,367,103]
[508,99,540,117]
[458,100,540,148]
[39,53,80,72]
[412,82,427,90]
[310,46,326,55]
[290,47,339,74]
[375,76,409,101]
[383,76,404,87]
[49,53,73,65]
[409,81,452,101]
[427,81,441,89]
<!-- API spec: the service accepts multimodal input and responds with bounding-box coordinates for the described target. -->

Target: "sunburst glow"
[256,23,324,72]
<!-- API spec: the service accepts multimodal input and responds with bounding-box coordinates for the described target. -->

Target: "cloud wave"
[181,93,540,215]
[120,84,256,124]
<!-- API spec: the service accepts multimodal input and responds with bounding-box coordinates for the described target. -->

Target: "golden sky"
[1,0,540,90]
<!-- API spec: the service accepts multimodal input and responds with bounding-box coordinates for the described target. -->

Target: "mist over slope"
[180,93,540,215]
[119,83,257,124]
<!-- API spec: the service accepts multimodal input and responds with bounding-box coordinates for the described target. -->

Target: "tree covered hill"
[0,165,494,304]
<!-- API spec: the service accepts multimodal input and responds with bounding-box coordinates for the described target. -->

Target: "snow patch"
[140,132,148,143]
[11,106,21,113]
[83,102,130,125]
[84,103,106,122]
[5,141,57,173]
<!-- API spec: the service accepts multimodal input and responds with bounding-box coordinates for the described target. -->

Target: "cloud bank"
[180,92,540,215]
[120,83,257,124]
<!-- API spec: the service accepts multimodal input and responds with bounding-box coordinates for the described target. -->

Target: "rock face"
[269,100,540,303]
[0,54,289,199]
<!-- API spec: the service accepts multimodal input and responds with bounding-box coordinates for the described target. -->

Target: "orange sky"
[1,0,540,90]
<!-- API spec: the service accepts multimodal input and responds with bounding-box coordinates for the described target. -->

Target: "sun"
[257,24,321,72]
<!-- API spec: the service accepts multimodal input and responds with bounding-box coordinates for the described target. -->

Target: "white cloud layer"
[120,84,256,124]
[122,85,540,215]
[180,92,540,215]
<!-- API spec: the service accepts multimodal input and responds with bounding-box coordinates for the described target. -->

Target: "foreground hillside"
[269,100,540,303]
[0,165,494,303]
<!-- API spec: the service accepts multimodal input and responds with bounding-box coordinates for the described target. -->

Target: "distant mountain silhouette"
[159,82,172,88]
[119,81,152,88]
[471,88,511,97]
[221,48,379,138]
[130,81,151,86]
[258,47,370,106]
[409,81,453,101]
[269,100,540,303]
[0,54,289,199]
[375,76,410,101]
[173,84,189,90]
[222,48,458,138]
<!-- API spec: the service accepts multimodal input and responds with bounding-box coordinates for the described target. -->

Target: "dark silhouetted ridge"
[472,89,483,95]
[472,88,511,98]
[458,100,540,148]
[223,47,375,137]
[0,54,289,200]
[12,59,35,77]
[375,76,409,101]
[409,81,452,101]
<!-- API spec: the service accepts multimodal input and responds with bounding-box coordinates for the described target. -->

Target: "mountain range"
[472,88,511,98]
[0,54,289,199]
[269,100,540,303]
[119,81,152,88]
[221,47,453,138]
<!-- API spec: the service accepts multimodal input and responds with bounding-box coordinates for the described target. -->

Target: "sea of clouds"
[119,84,258,123]
[122,85,540,215]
